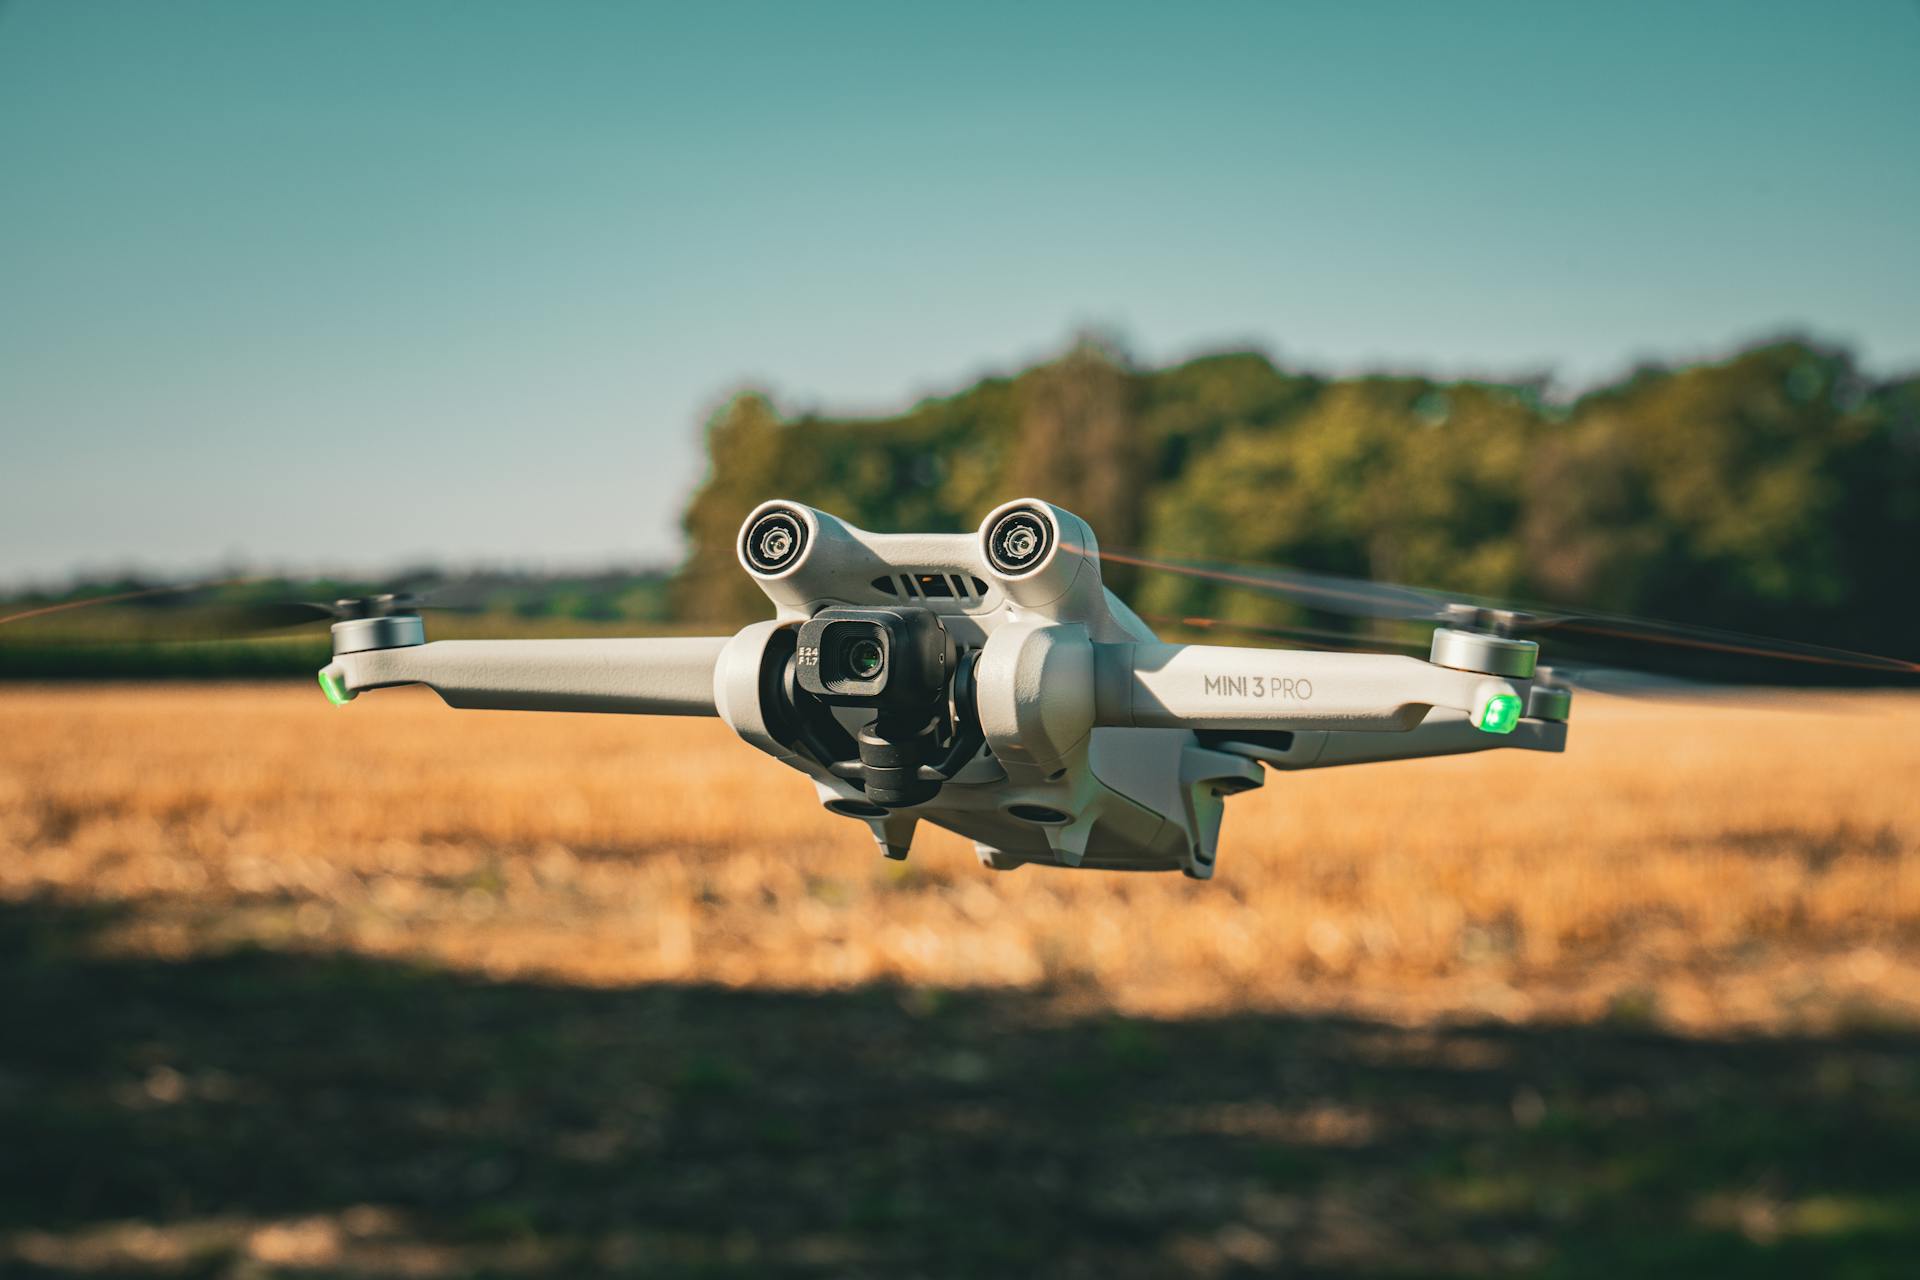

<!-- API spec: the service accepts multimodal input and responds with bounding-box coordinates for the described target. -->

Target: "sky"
[1,0,1916,585]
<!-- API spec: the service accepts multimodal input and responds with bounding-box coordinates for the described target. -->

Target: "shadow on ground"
[2,898,1915,1278]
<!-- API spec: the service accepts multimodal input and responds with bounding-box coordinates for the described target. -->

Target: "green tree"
[674,391,794,623]
[1525,341,1871,635]
[1007,337,1145,583]
[1139,376,1539,628]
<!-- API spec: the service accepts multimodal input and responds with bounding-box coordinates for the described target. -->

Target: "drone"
[310,499,1572,879]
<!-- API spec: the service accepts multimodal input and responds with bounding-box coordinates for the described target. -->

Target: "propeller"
[0,582,471,642]
[198,592,441,634]
[1,564,679,643]
[1107,549,1920,684]
[1134,611,1432,655]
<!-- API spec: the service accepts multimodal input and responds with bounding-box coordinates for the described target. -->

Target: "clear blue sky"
[2,0,1915,585]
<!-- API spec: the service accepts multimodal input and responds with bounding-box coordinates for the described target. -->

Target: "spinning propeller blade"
[1133,611,1431,655]
[0,580,472,642]
[1109,549,1920,684]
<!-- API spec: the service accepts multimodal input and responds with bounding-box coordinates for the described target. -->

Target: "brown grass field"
[3,682,1918,1277]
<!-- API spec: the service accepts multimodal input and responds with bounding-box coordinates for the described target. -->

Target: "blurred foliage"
[676,336,1920,656]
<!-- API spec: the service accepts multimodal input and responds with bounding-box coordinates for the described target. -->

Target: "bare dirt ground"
[3,683,1917,1277]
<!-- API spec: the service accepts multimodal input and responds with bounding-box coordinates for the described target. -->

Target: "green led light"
[317,670,351,706]
[1475,692,1523,735]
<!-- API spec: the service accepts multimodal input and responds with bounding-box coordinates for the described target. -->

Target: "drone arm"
[1091,641,1524,733]
[1204,712,1567,771]
[320,636,729,715]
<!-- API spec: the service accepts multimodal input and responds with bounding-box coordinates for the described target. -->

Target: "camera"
[795,607,954,711]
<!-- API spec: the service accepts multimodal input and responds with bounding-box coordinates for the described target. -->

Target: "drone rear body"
[319,499,1571,879]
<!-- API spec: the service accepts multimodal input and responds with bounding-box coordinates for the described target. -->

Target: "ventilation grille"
[869,573,992,602]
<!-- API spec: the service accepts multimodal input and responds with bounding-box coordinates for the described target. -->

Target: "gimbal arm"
[319,636,729,715]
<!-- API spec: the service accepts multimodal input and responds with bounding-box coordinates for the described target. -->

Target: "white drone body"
[318,499,1570,879]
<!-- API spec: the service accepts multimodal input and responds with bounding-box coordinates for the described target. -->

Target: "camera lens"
[845,637,885,680]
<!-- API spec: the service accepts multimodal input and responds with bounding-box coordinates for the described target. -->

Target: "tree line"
[674,335,1920,660]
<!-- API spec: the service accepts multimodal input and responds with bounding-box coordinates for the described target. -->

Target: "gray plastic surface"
[324,637,729,715]
[1091,642,1527,732]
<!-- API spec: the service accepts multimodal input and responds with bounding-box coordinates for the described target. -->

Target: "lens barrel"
[845,636,885,680]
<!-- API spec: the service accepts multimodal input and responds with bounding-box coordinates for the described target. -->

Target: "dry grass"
[4,682,1917,1032]
[6,682,1920,1276]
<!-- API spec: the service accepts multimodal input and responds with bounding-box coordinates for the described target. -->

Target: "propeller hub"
[331,613,426,655]
[331,593,426,620]
[1429,627,1538,679]
[1441,602,1536,637]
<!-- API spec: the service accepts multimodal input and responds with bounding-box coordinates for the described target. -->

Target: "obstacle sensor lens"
[743,509,808,573]
[985,507,1054,575]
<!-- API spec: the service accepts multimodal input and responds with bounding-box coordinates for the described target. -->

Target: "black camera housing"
[795,607,954,712]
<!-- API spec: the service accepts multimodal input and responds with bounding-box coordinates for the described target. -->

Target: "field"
[3,683,1919,1277]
